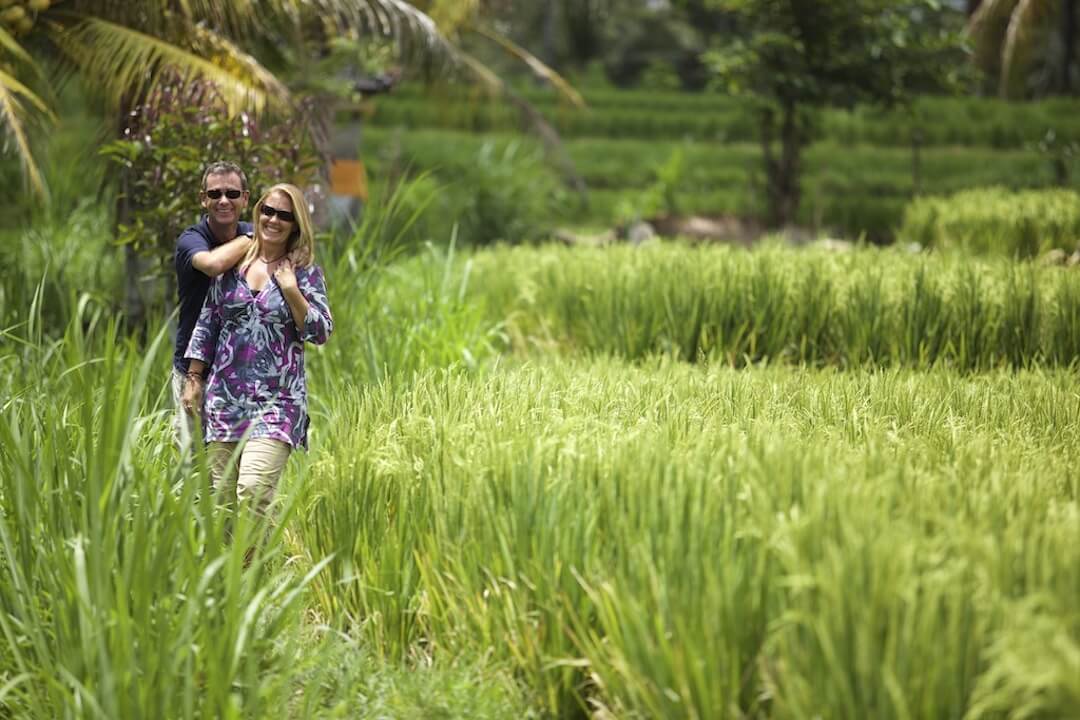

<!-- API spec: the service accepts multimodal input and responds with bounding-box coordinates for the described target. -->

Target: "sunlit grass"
[297,358,1079,718]
[460,242,1080,369]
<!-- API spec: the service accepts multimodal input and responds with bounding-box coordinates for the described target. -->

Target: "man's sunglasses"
[260,204,297,223]
[205,188,244,200]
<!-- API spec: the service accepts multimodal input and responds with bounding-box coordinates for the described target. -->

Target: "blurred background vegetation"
[3,1,1078,261]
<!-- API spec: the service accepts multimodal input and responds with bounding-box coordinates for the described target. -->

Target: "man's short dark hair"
[201,161,248,191]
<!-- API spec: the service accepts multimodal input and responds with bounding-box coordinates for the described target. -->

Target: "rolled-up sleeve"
[185,275,224,364]
[299,265,333,345]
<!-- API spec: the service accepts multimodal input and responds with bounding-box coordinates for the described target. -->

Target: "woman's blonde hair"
[245,183,315,268]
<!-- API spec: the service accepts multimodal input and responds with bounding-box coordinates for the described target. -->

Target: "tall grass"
[0,301,325,717]
[0,206,123,332]
[900,187,1080,257]
[295,358,1080,718]
[0,295,530,718]
[460,242,1080,369]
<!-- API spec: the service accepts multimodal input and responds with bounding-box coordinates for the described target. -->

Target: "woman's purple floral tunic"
[185,264,332,450]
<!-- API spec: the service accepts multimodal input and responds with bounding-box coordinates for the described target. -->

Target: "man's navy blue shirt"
[173,216,253,371]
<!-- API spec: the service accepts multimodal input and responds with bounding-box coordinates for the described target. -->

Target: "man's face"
[200,172,249,228]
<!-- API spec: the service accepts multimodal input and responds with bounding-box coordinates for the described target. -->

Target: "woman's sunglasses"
[260,204,297,223]
[205,188,244,200]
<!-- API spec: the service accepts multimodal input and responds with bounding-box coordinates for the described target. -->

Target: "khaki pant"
[207,438,291,517]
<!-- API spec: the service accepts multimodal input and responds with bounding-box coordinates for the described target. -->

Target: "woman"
[183,183,333,515]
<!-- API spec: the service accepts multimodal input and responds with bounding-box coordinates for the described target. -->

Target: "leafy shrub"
[899,187,1080,256]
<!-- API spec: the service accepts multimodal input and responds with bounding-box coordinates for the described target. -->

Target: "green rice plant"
[965,596,1080,720]
[293,358,1079,718]
[1046,269,1080,366]
[286,625,533,719]
[899,187,1080,257]
[314,230,503,395]
[459,242,1080,370]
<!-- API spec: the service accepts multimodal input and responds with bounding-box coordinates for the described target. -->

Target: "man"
[172,161,254,445]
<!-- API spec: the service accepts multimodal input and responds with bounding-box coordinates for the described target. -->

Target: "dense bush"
[900,187,1080,257]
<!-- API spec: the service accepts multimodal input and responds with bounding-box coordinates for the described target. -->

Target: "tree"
[0,1,462,199]
[968,0,1078,98]
[2,1,587,199]
[705,0,964,228]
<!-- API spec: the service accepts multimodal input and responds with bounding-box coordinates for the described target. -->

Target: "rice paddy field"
[1,207,1078,717]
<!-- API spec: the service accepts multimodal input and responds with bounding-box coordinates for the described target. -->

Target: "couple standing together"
[172,161,333,515]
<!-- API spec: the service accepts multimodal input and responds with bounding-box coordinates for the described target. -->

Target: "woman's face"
[258,190,296,253]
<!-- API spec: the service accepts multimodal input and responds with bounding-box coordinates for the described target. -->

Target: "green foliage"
[0,0,452,196]
[900,187,1080,257]
[599,3,712,89]
[703,0,965,226]
[706,0,965,108]
[100,79,321,276]
[371,134,563,246]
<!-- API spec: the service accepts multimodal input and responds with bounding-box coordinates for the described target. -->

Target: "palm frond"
[66,0,263,39]
[0,26,34,67]
[187,24,291,110]
[308,0,457,70]
[46,16,283,116]
[454,50,587,196]
[472,24,586,109]
[0,68,49,197]
[967,0,1018,72]
[422,0,483,36]
[1000,0,1056,97]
